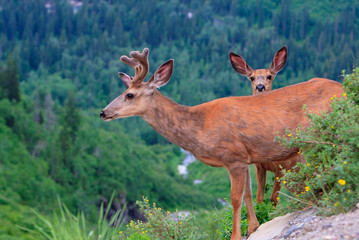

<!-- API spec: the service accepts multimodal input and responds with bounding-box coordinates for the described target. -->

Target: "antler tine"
[120,55,138,69]
[120,48,149,87]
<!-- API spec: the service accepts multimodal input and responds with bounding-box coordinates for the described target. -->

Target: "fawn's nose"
[100,111,106,119]
[256,84,265,92]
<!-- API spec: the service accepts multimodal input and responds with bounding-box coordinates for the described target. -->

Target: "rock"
[247,203,359,240]
[321,224,332,229]
[323,235,335,240]
[248,208,316,240]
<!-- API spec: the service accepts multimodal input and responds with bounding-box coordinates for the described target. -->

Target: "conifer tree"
[1,55,20,102]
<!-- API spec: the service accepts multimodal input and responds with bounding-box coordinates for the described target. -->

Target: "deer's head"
[100,48,173,121]
[229,46,287,95]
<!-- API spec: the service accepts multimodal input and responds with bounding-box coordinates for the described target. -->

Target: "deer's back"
[190,78,342,166]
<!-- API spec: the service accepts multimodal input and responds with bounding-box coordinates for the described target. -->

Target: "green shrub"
[275,69,359,216]
[117,197,208,240]
[216,199,274,239]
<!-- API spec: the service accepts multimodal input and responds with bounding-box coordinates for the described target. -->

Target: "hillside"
[0,0,358,239]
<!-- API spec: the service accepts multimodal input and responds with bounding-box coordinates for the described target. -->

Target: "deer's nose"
[100,111,106,119]
[256,84,265,92]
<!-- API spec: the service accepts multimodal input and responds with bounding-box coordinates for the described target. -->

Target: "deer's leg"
[229,167,246,239]
[255,164,266,204]
[244,166,260,234]
[270,171,282,206]
[229,165,258,239]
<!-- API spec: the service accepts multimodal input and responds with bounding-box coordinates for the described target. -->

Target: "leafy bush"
[216,199,274,239]
[275,69,359,215]
[117,197,208,240]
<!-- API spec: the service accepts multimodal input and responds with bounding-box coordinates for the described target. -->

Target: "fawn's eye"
[126,93,134,99]
[267,75,272,80]
[250,77,255,81]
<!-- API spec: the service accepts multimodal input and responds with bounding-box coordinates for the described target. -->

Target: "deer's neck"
[142,91,204,152]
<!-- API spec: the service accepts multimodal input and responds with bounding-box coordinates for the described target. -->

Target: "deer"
[229,46,304,206]
[100,48,343,239]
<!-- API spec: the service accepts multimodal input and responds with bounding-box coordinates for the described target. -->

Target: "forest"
[0,0,358,239]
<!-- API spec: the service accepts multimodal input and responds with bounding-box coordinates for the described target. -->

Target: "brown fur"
[101,48,343,239]
[230,46,304,205]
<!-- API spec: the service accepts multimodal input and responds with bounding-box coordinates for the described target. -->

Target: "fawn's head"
[229,46,287,95]
[100,48,173,121]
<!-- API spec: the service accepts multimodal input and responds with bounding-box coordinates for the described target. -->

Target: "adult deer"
[100,48,342,239]
[230,46,288,95]
[229,46,304,205]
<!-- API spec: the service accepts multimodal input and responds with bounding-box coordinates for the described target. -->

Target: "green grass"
[28,194,125,240]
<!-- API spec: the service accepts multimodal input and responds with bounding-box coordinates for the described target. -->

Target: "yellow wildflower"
[330,97,333,100]
[288,133,292,137]
[298,150,302,154]
[348,189,351,193]
[276,197,280,200]
[119,231,123,234]
[180,222,183,224]
[343,93,347,97]
[333,95,336,98]
[331,125,334,129]
[305,186,310,192]
[334,202,339,206]
[343,161,347,164]
[306,163,310,166]
[338,179,346,185]
[332,144,336,148]
[283,181,287,185]
[287,169,291,172]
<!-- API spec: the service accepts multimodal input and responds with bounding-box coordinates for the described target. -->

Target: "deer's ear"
[118,72,132,88]
[229,52,253,77]
[270,46,287,73]
[148,59,174,89]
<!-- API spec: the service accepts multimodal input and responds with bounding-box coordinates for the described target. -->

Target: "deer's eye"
[126,93,134,99]
[267,75,272,80]
[250,77,255,81]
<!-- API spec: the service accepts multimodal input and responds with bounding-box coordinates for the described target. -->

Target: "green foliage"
[30,194,124,240]
[117,197,208,240]
[216,199,274,239]
[0,0,358,238]
[0,54,20,102]
[0,196,43,240]
[275,69,359,216]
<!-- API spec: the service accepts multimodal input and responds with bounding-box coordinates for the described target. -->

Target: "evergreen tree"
[1,55,20,102]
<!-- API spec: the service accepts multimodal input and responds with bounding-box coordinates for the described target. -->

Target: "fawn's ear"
[148,59,174,89]
[118,72,132,88]
[229,52,253,77]
[270,46,287,73]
